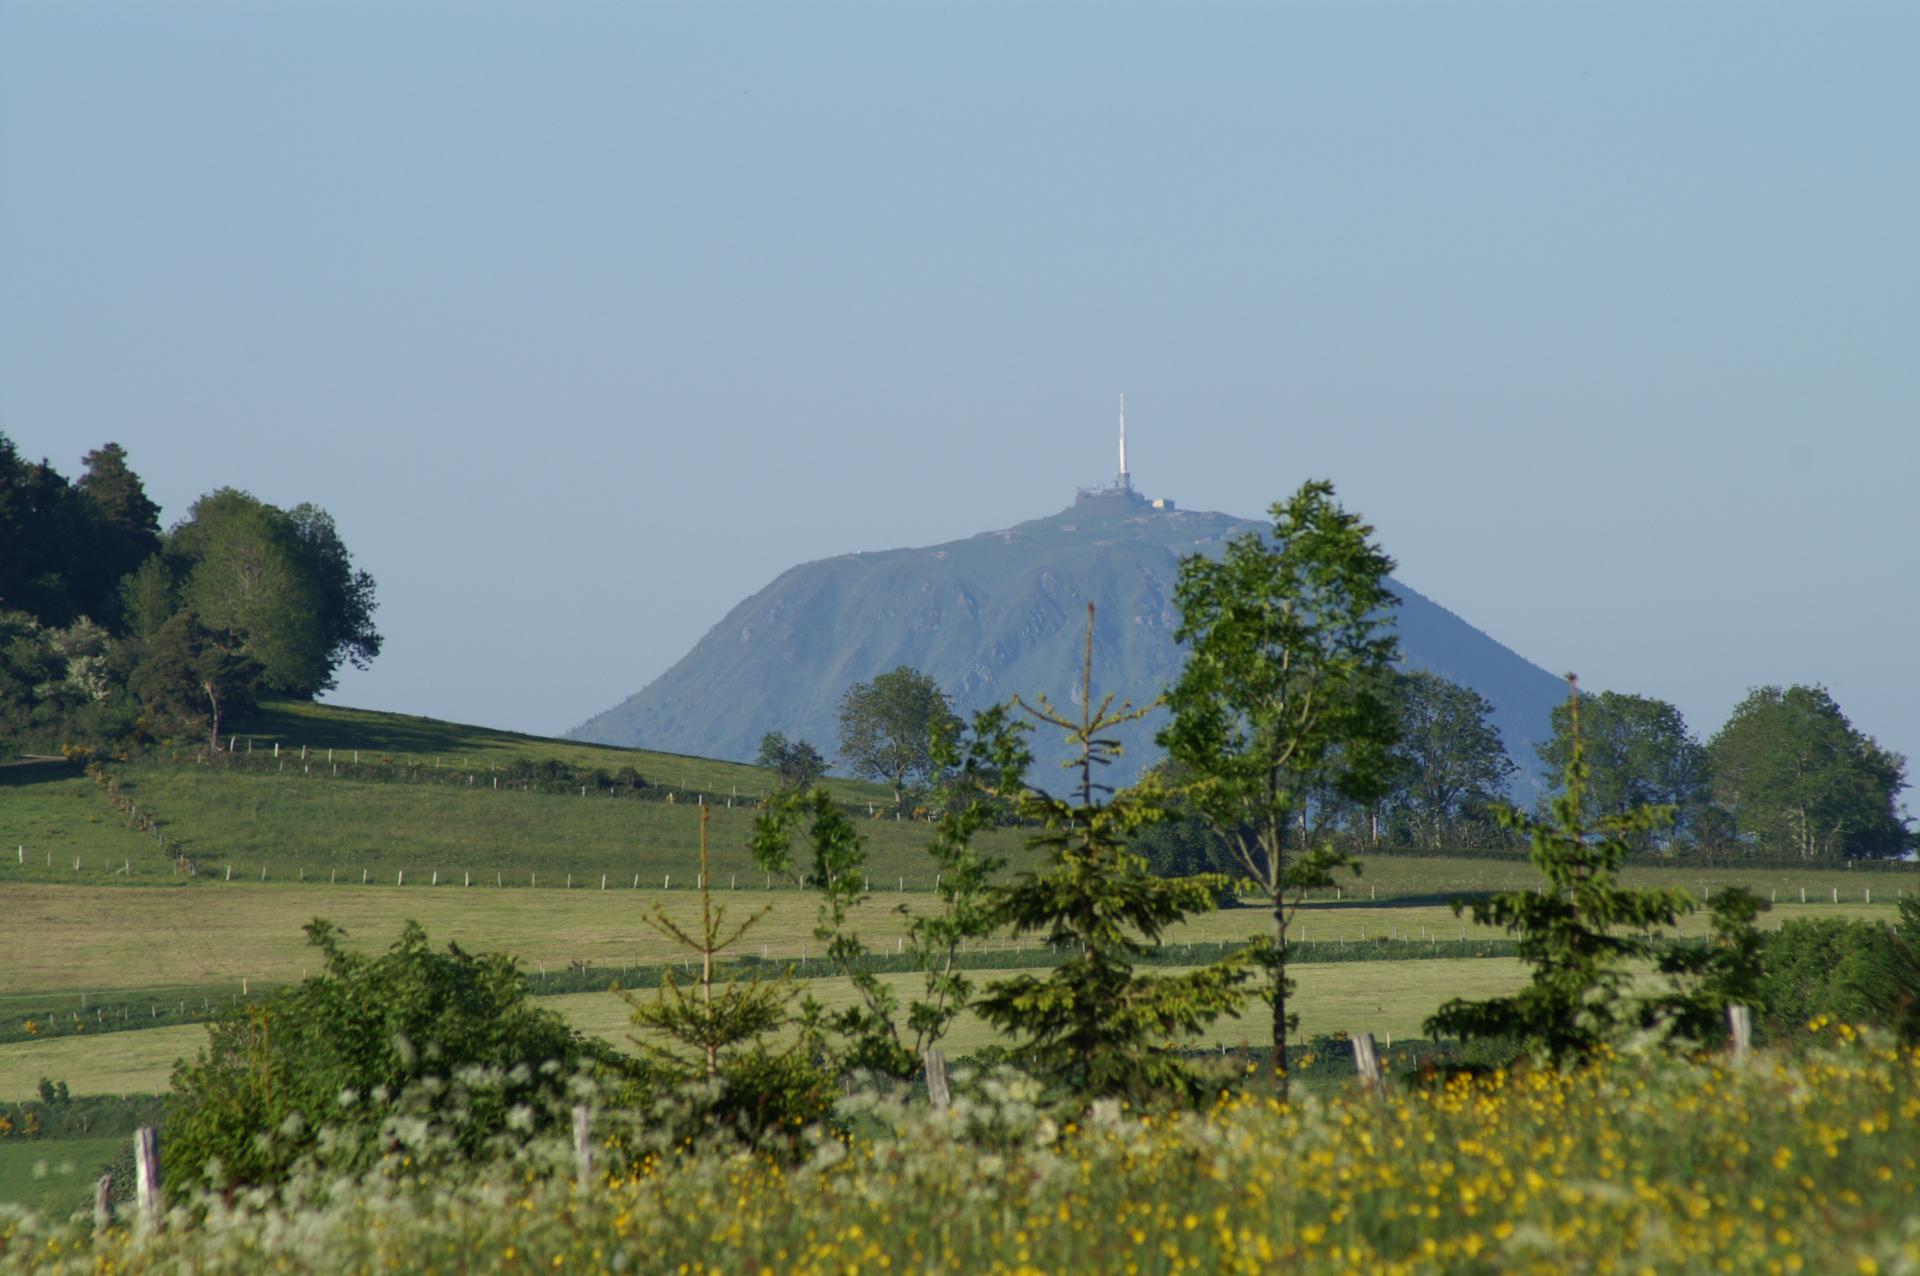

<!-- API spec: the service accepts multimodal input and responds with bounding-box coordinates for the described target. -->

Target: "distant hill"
[571,493,1570,792]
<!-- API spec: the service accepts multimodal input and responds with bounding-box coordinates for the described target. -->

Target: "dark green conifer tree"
[972,605,1250,1103]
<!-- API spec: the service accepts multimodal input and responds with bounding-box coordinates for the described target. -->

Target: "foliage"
[1755,899,1920,1041]
[1645,885,1771,1044]
[0,613,130,757]
[0,437,380,757]
[1537,689,1710,851]
[971,604,1250,1104]
[623,803,832,1142]
[1427,680,1739,1061]
[751,711,1019,1079]
[1159,479,1401,1093]
[1707,683,1909,860]
[755,730,828,789]
[0,434,157,630]
[835,666,962,809]
[164,920,589,1193]
[128,613,263,752]
[1387,669,1516,848]
[8,1038,1920,1274]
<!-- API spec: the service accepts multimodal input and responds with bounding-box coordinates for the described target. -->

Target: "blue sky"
[2,1,1914,801]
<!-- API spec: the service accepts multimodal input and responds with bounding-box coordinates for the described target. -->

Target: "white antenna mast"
[1118,392,1130,490]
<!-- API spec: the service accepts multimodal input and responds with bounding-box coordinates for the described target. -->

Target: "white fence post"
[572,1106,593,1183]
[134,1126,162,1229]
[1351,1033,1386,1098]
[924,1047,951,1110]
[1729,1004,1752,1064]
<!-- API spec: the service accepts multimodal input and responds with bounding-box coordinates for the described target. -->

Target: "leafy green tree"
[1390,670,1516,848]
[751,712,1020,1080]
[1425,680,1704,1062]
[1707,685,1908,859]
[285,503,382,678]
[756,731,828,789]
[973,605,1249,1104]
[129,613,262,752]
[158,488,380,696]
[117,555,179,640]
[1538,690,1709,851]
[166,920,588,1192]
[836,666,962,810]
[174,490,331,694]
[1159,480,1400,1094]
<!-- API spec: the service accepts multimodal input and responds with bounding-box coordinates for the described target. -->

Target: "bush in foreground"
[164,920,594,1194]
[5,1030,1917,1273]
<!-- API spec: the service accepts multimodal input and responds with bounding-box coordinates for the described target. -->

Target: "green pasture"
[0,765,152,875]
[1350,853,1920,905]
[1,881,1895,1005]
[0,958,1538,1102]
[0,1134,122,1218]
[0,1026,202,1103]
[0,760,1018,888]
[238,700,886,803]
[569,956,1537,1058]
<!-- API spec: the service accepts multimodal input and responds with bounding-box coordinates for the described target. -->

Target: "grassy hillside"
[85,761,1027,886]
[238,699,888,802]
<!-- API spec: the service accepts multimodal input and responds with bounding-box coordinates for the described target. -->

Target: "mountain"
[570,490,1569,793]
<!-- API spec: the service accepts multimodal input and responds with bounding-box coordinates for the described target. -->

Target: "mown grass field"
[0,881,1895,1003]
[0,958,1548,1100]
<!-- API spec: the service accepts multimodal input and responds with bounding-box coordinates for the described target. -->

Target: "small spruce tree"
[1425,677,1702,1062]
[625,803,829,1139]
[972,604,1250,1103]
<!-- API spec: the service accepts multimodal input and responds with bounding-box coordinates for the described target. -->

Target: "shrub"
[1757,904,1920,1040]
[164,919,593,1193]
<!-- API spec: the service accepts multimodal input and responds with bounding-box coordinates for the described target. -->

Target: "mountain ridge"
[570,493,1569,792]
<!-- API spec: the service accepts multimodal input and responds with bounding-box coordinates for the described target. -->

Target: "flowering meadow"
[3,1026,1916,1275]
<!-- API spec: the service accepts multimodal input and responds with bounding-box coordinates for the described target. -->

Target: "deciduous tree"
[836,666,961,810]
[1538,690,1708,850]
[1390,670,1516,847]
[755,731,828,789]
[1159,480,1400,1096]
[129,613,262,752]
[1706,685,1908,860]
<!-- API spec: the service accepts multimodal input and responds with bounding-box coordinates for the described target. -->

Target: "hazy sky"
[3,2,1914,802]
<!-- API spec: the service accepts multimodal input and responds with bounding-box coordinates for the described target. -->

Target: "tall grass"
[2,1029,1914,1273]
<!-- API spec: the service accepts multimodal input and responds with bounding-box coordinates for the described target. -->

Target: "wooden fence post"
[134,1125,162,1229]
[572,1106,593,1183]
[924,1047,951,1111]
[1728,1004,1752,1065]
[93,1173,114,1233]
[1351,1033,1386,1098]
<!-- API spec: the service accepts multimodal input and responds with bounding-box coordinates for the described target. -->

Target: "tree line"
[813,623,1910,866]
[0,434,380,758]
